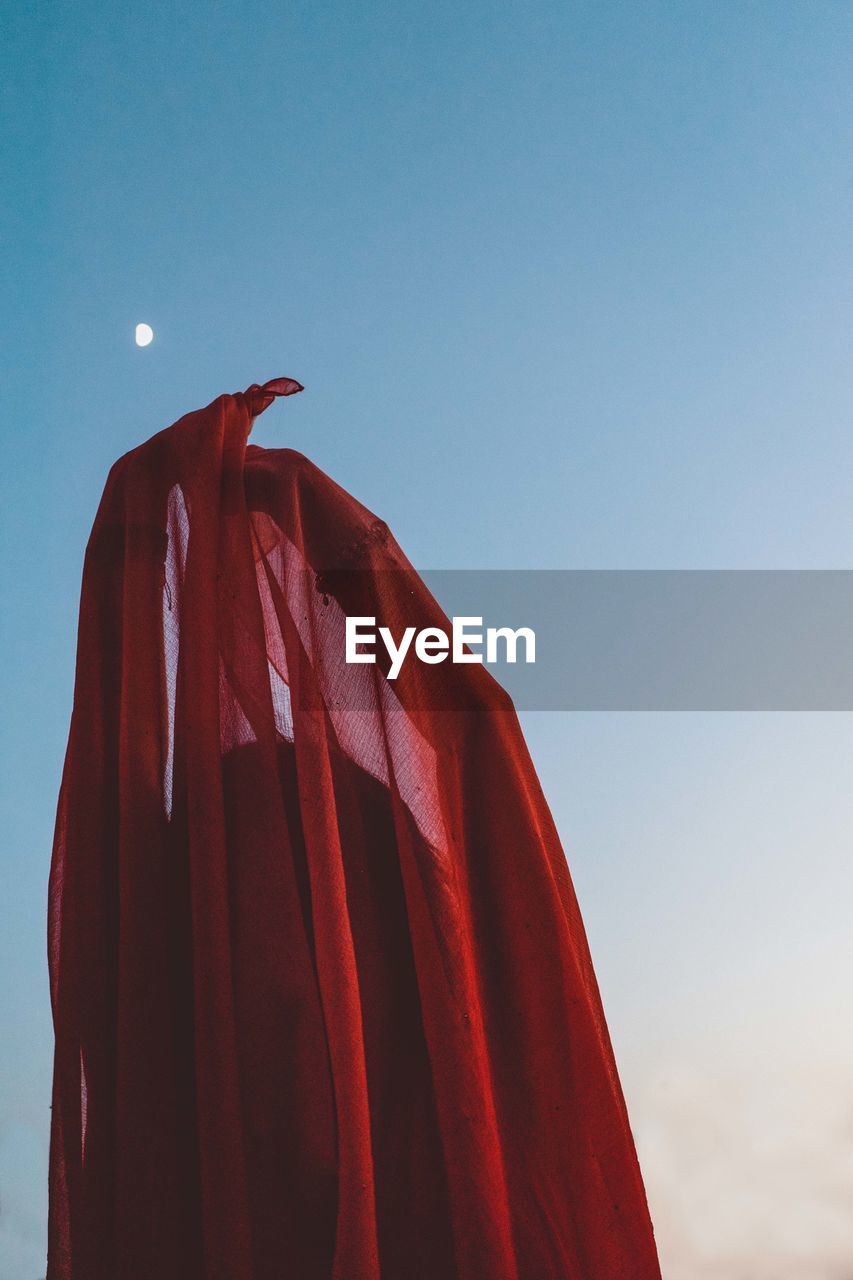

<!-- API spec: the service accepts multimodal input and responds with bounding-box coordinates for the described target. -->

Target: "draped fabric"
[47,381,661,1280]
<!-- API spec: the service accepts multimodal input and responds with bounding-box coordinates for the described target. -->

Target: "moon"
[135,323,154,347]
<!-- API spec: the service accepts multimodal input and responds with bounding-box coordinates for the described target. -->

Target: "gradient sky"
[3,3,853,1276]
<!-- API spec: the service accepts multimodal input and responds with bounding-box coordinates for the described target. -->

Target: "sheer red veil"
[48,382,660,1280]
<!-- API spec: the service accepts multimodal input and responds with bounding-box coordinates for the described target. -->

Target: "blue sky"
[3,3,853,1275]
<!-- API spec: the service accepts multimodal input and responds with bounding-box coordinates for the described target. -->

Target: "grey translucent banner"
[415,570,853,710]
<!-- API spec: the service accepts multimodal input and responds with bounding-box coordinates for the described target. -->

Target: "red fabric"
[48,381,661,1280]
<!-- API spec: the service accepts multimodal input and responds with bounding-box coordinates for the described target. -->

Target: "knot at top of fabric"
[242,376,304,430]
